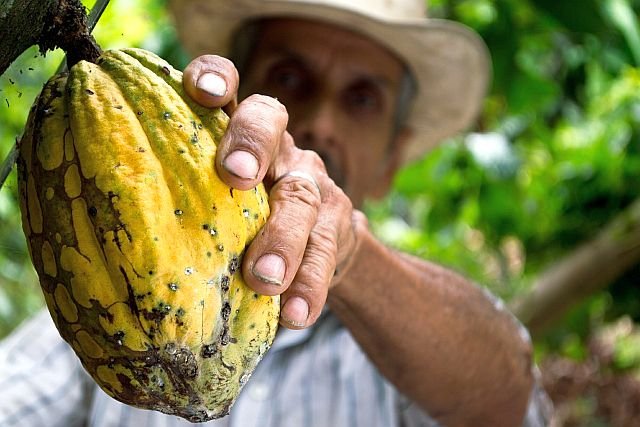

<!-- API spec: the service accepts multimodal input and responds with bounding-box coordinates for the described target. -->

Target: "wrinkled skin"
[183,19,535,427]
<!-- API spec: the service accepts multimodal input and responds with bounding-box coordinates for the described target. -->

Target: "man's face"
[240,19,410,207]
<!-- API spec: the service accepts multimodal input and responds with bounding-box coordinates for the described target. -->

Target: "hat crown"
[273,0,427,21]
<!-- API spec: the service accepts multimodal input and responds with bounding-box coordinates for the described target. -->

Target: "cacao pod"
[17,48,279,422]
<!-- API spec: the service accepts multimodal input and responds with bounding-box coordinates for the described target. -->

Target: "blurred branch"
[511,198,640,337]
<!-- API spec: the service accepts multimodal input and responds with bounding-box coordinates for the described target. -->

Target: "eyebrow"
[260,45,396,93]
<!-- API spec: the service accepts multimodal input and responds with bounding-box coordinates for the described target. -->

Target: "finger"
[279,223,336,329]
[216,95,289,190]
[241,169,322,295]
[332,209,366,283]
[280,183,354,329]
[183,55,239,108]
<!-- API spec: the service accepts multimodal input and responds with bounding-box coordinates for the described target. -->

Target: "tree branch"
[0,0,99,76]
[510,198,640,337]
[0,0,59,75]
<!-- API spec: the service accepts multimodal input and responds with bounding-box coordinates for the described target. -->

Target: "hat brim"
[170,0,491,164]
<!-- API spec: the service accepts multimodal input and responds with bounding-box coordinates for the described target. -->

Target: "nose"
[289,100,346,187]
[290,100,337,151]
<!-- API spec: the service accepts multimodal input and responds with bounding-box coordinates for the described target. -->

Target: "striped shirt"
[0,309,552,427]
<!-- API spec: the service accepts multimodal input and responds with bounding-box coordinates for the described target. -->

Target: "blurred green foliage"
[0,0,639,379]
[368,0,640,357]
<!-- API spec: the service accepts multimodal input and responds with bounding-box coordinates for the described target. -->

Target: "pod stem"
[38,0,102,67]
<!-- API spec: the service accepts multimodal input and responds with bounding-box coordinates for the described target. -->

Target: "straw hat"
[169,0,491,164]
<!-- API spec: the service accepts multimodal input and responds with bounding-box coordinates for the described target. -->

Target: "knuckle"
[280,132,296,152]
[198,54,234,70]
[234,118,273,146]
[246,94,288,117]
[186,55,232,77]
[297,236,338,287]
[309,227,338,260]
[301,149,326,172]
[274,178,322,211]
[319,174,352,208]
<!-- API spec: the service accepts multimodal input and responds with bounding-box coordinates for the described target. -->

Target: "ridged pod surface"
[17,48,279,422]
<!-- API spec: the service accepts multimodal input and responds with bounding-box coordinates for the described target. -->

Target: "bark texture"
[0,0,59,75]
[0,0,99,76]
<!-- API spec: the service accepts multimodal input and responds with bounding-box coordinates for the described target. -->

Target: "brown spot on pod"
[113,331,125,346]
[221,302,231,320]
[201,344,216,358]
[220,328,230,345]
[228,256,239,274]
[220,276,230,292]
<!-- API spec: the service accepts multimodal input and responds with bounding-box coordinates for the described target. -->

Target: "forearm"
[327,222,534,427]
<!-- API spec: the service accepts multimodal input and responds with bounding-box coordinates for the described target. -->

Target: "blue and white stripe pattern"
[0,309,551,427]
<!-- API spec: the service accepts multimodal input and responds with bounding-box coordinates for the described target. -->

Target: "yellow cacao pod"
[17,48,279,422]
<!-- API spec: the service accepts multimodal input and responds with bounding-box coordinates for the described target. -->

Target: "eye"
[274,67,302,90]
[265,61,309,99]
[343,83,383,115]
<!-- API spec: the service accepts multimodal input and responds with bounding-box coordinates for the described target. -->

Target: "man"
[0,0,552,426]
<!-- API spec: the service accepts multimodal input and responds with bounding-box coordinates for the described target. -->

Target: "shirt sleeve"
[0,309,94,427]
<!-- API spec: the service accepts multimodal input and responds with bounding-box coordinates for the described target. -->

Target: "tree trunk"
[0,0,99,76]
[0,0,59,75]
[510,198,640,337]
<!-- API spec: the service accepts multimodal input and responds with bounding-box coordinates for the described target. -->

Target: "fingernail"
[196,73,227,97]
[282,297,309,328]
[223,150,259,180]
[252,253,286,286]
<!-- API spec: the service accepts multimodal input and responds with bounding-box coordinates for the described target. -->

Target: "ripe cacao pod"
[17,48,279,422]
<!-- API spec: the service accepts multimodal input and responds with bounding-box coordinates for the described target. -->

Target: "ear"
[368,127,414,199]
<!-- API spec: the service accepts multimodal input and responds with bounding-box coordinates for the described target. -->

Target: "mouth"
[316,150,346,190]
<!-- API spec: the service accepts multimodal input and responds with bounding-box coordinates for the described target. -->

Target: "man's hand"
[183,55,360,329]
